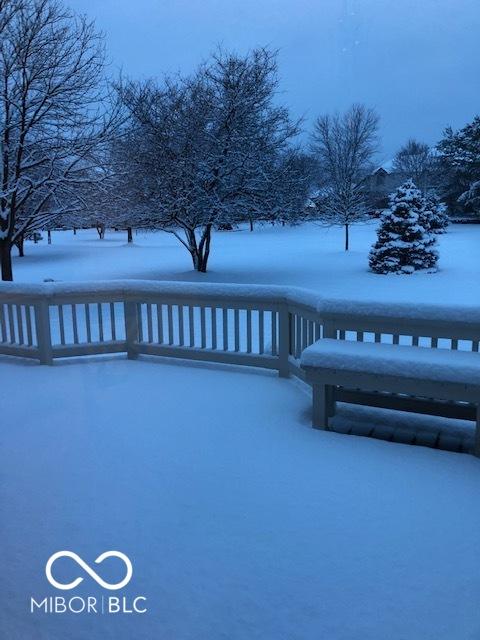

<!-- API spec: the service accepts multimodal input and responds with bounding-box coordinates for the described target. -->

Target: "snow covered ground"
[3,222,480,638]
[2,356,480,640]
[11,222,480,305]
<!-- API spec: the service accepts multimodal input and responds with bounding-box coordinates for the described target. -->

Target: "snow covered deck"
[2,356,480,639]
[1,277,478,455]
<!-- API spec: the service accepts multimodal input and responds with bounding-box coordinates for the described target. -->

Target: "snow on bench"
[301,339,480,456]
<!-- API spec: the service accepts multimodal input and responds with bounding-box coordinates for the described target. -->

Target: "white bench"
[300,339,480,456]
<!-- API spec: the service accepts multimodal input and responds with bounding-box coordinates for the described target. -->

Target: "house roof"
[372,158,394,174]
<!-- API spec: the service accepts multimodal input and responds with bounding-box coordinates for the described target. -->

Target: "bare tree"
[246,149,315,228]
[0,0,119,280]
[114,48,303,272]
[393,139,434,190]
[311,104,379,250]
[0,0,19,30]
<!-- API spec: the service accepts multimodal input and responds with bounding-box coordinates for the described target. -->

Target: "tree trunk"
[0,240,13,281]
[249,217,254,232]
[15,234,25,257]
[197,224,212,272]
[73,227,77,235]
[202,225,212,271]
[345,223,349,251]
[96,223,105,239]
[127,227,133,243]
[48,229,52,244]
[188,225,212,272]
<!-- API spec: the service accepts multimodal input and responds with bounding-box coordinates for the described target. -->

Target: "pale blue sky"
[70,0,480,159]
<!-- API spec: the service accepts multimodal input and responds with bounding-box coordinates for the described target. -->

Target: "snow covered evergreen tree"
[437,116,480,216]
[369,179,438,274]
[424,192,449,234]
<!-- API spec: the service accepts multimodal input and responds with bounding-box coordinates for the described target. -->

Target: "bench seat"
[300,339,480,455]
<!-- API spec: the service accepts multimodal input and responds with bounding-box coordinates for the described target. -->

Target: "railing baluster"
[259,310,264,355]
[302,318,308,350]
[295,314,301,358]
[109,303,116,341]
[234,309,240,352]
[223,308,228,351]
[98,303,104,342]
[200,307,206,349]
[85,304,91,343]
[72,304,79,344]
[137,303,144,343]
[146,303,153,343]
[0,304,6,342]
[211,308,217,350]
[288,313,293,355]
[26,305,33,346]
[58,304,66,345]
[271,311,277,356]
[167,304,173,345]
[178,305,184,346]
[16,305,24,345]
[246,309,252,353]
[8,304,15,343]
[157,304,164,344]
[307,320,313,346]
[188,306,194,347]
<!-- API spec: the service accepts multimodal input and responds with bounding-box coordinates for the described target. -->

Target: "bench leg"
[474,405,480,458]
[312,383,330,430]
[326,385,336,418]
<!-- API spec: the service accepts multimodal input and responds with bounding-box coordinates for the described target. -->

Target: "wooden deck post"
[278,303,290,378]
[322,319,336,339]
[474,405,480,457]
[326,384,336,417]
[124,301,139,360]
[312,383,329,429]
[34,301,53,365]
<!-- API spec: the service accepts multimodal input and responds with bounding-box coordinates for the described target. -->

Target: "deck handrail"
[0,280,479,374]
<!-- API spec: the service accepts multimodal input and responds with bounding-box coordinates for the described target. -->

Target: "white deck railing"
[1,280,479,390]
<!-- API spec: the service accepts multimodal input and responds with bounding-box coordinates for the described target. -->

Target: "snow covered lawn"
[11,222,480,305]
[2,356,480,639]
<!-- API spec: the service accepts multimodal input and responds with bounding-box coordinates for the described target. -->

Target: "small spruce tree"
[369,179,438,274]
[424,191,449,234]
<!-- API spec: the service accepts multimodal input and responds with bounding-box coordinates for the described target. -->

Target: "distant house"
[363,159,443,212]
[362,162,404,211]
[307,161,442,219]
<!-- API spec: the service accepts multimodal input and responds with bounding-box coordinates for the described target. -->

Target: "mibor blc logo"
[46,551,133,590]
[30,551,147,614]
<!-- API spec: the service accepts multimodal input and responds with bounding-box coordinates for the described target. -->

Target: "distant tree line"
[1,0,479,280]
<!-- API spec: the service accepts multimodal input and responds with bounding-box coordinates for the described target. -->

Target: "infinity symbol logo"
[46,551,133,591]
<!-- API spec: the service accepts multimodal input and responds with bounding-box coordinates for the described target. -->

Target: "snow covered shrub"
[369,179,438,274]
[424,192,449,234]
